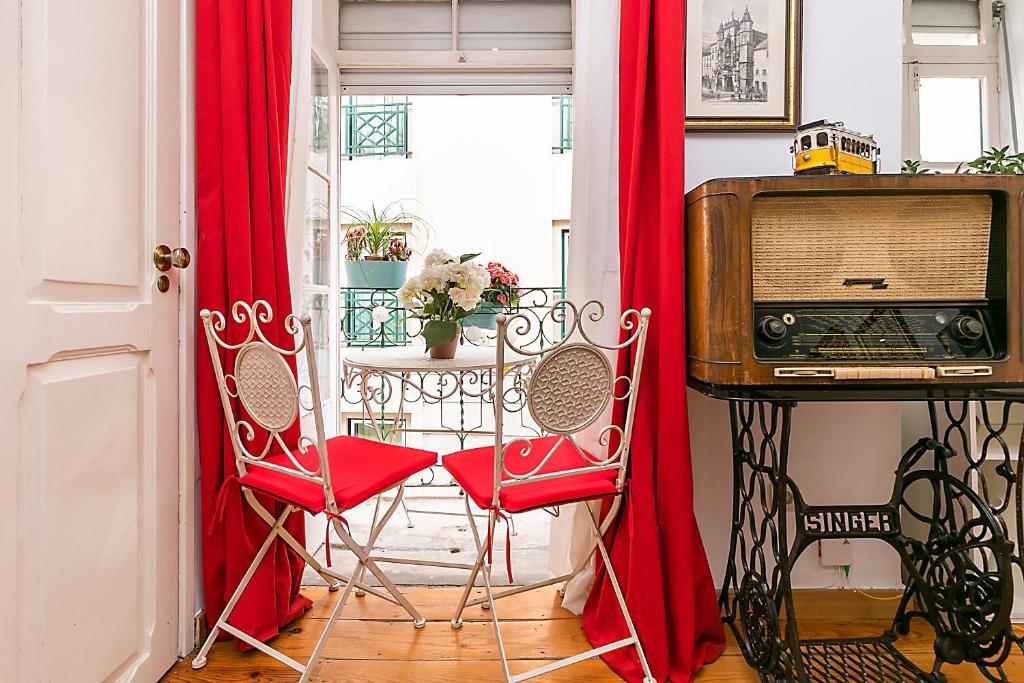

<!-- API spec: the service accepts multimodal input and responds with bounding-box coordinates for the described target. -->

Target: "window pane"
[911,0,980,46]
[298,291,330,401]
[919,77,983,163]
[304,171,330,286]
[311,57,329,172]
[911,31,979,46]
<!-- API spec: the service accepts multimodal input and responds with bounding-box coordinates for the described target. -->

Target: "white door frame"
[177,0,199,658]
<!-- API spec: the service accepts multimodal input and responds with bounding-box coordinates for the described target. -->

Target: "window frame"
[327,0,574,96]
[902,0,1002,169]
[303,47,342,434]
[903,61,1001,171]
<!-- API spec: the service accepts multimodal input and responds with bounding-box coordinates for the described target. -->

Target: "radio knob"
[951,315,984,343]
[757,315,788,343]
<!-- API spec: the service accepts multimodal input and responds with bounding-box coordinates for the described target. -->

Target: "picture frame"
[685,0,802,132]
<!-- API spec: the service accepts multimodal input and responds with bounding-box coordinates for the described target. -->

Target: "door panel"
[19,354,147,680]
[22,0,146,295]
[3,1,182,680]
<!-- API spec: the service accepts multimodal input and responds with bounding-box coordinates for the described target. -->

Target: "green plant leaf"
[422,320,457,349]
[459,253,481,263]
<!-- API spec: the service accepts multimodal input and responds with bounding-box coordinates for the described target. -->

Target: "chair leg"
[478,510,513,683]
[330,515,427,627]
[241,488,344,592]
[191,505,292,669]
[401,496,415,528]
[296,549,364,683]
[349,493,385,597]
[451,494,487,627]
[586,504,656,683]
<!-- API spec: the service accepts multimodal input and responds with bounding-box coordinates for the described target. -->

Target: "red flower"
[497,294,507,303]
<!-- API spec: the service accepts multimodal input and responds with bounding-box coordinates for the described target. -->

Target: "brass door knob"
[154,245,191,271]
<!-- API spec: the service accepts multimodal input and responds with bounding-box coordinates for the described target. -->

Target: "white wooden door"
[0,1,183,681]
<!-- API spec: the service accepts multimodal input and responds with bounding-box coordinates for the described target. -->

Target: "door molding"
[177,0,199,658]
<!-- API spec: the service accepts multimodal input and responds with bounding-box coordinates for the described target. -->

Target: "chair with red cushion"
[192,301,436,682]
[441,300,656,683]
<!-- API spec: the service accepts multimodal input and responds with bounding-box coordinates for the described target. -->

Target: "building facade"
[703,6,769,102]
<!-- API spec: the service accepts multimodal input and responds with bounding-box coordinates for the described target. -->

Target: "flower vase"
[428,326,461,360]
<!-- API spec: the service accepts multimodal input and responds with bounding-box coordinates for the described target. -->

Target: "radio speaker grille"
[751,194,992,302]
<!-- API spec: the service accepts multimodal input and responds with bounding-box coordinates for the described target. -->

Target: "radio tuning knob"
[757,315,788,343]
[951,315,984,342]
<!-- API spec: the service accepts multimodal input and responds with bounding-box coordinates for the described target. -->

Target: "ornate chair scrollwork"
[440,299,657,683]
[192,300,437,682]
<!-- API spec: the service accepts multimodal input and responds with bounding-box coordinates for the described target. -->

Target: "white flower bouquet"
[397,250,489,352]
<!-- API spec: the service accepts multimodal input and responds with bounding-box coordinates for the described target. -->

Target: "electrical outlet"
[818,538,853,567]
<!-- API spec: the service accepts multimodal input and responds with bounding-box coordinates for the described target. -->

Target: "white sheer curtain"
[286,0,313,311]
[547,0,621,615]
[997,1,1021,150]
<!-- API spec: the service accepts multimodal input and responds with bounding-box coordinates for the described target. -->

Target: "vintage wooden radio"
[685,174,1024,395]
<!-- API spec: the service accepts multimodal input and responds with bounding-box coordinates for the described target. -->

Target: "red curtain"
[581,0,726,680]
[195,0,310,645]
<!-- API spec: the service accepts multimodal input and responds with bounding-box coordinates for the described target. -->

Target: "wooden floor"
[163,587,1024,682]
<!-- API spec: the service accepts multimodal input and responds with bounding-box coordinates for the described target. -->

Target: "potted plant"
[902,147,1024,175]
[464,261,522,330]
[397,250,489,359]
[341,202,426,289]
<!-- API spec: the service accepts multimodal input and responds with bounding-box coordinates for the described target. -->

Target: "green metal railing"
[553,95,572,153]
[343,98,409,158]
[341,288,408,347]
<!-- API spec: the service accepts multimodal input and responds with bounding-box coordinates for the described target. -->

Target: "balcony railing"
[339,285,566,349]
[343,99,410,158]
[552,95,572,154]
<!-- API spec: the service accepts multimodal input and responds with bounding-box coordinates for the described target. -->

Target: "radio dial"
[951,315,984,343]
[757,315,788,343]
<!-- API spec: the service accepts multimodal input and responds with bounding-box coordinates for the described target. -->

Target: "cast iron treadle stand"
[721,399,1024,683]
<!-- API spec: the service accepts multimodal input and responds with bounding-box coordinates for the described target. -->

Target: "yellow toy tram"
[790,120,880,175]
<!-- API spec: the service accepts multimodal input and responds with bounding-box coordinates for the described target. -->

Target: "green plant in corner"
[903,147,1024,176]
[955,146,1024,175]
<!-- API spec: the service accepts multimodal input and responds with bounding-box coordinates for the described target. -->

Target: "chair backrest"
[200,300,335,506]
[492,300,652,506]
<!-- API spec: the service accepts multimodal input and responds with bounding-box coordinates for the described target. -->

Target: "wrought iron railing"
[343,99,410,158]
[339,286,566,349]
[553,95,572,153]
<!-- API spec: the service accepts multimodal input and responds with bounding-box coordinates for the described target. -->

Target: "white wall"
[686,0,906,590]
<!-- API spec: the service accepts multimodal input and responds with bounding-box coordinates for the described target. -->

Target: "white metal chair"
[441,300,656,683]
[193,300,436,682]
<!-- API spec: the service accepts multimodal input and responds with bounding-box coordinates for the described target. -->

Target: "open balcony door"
[0,1,184,680]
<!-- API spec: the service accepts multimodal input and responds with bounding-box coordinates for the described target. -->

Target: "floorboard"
[162,587,1024,682]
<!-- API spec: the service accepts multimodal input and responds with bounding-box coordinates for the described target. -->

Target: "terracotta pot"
[362,254,384,261]
[428,327,461,360]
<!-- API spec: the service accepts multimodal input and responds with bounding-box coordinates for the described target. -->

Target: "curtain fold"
[196,0,311,645]
[581,0,726,680]
[549,0,622,615]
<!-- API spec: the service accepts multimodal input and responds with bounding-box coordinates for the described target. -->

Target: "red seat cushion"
[239,436,437,513]
[442,435,621,513]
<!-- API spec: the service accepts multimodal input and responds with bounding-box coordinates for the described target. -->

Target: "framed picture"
[685,0,802,132]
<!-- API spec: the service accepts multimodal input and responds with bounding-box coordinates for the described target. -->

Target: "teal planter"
[463,301,504,330]
[344,259,408,289]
